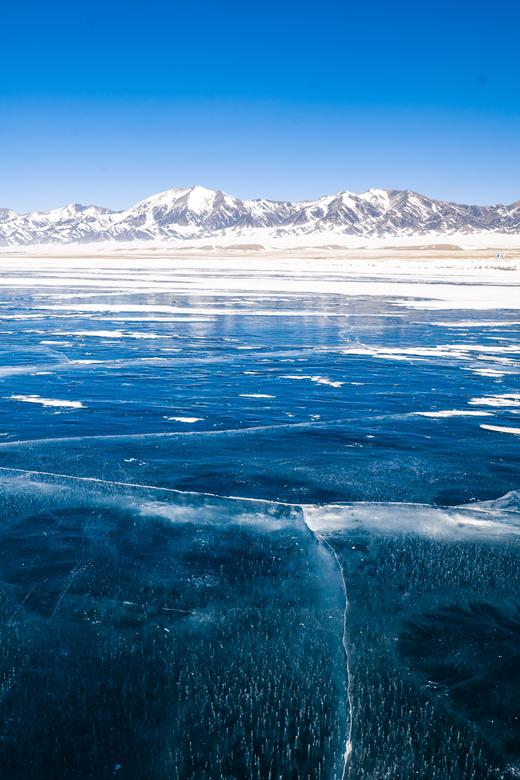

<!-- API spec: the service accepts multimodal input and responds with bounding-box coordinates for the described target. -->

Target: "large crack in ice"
[302,518,353,779]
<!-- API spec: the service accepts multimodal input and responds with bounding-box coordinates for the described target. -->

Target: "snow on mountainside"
[1,185,520,246]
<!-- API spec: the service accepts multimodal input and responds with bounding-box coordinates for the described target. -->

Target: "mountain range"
[1,185,520,245]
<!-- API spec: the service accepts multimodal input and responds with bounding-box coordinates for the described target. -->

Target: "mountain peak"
[184,185,220,213]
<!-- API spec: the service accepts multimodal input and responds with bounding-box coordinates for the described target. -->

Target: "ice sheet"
[0,254,518,778]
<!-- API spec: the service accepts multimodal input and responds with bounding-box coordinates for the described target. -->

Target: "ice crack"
[301,510,353,779]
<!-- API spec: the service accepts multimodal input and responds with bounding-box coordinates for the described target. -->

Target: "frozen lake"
[0,254,519,778]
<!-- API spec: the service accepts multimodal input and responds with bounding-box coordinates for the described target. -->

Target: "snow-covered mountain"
[1,185,520,245]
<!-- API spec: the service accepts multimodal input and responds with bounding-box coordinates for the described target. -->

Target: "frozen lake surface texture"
[0,254,519,779]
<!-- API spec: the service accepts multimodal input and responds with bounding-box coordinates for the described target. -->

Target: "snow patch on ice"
[9,394,85,409]
[239,394,275,399]
[163,416,204,423]
[481,424,520,436]
[469,394,520,408]
[281,375,345,388]
[57,330,165,339]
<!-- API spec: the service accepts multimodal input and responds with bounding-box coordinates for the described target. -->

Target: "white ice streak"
[413,410,494,418]
[469,393,520,408]
[467,368,508,377]
[341,346,469,361]
[281,375,345,388]
[341,343,520,362]
[9,394,85,409]
[481,424,520,436]
[163,416,204,423]
[239,394,275,399]
[54,330,166,339]
[430,320,520,328]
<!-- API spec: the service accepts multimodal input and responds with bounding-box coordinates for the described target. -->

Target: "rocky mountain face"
[1,185,519,245]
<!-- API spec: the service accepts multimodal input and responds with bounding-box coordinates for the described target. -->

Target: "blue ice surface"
[0,275,518,505]
[0,262,519,778]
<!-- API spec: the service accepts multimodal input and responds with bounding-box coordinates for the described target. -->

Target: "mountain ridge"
[1,185,520,245]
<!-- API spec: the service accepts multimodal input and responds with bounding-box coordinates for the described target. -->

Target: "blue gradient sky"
[1,0,519,211]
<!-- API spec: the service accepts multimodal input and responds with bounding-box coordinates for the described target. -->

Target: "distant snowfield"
[0,249,518,313]
[138,229,520,252]
[2,230,520,254]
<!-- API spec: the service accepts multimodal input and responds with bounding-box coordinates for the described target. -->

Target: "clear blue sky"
[1,0,519,212]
